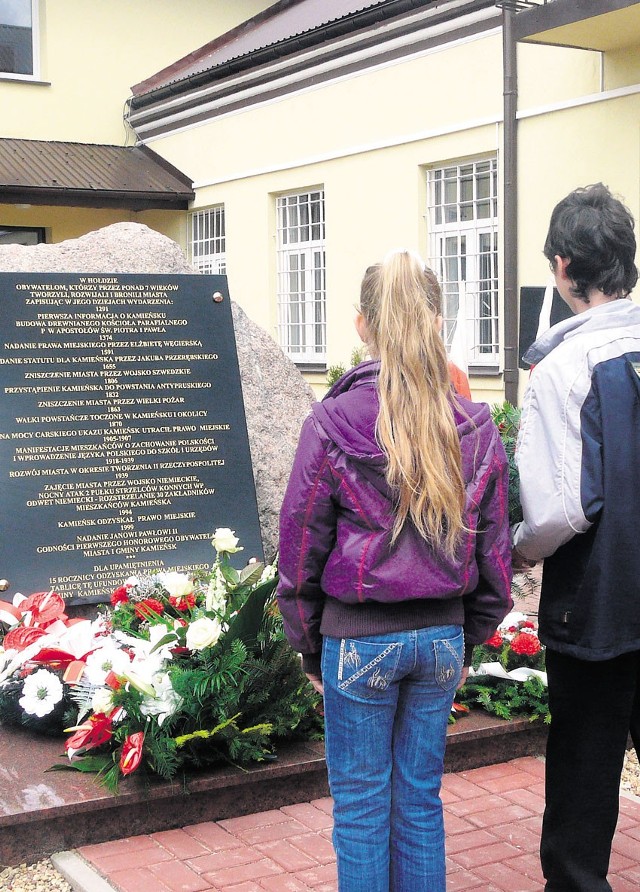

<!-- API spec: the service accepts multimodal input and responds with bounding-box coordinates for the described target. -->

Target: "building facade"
[3,0,640,401]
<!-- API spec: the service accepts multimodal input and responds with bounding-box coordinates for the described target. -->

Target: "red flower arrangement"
[455,612,549,723]
[473,612,546,674]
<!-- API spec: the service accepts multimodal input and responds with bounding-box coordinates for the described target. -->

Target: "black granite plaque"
[518,285,573,368]
[0,273,263,605]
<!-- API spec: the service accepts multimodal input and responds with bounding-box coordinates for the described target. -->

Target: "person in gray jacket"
[512,183,640,892]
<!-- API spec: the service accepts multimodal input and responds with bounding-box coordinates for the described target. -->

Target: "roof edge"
[131,0,304,96]
[129,0,443,110]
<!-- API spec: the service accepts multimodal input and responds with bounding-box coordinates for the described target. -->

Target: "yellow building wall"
[146,24,623,402]
[517,90,640,403]
[147,31,507,399]
[604,44,640,89]
[517,42,601,109]
[2,0,273,145]
[0,203,189,249]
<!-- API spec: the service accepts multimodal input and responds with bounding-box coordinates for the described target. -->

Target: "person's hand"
[306,673,324,695]
[457,666,469,690]
[512,545,537,572]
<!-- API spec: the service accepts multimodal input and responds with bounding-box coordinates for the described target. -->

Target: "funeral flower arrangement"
[457,611,549,723]
[0,529,322,791]
[453,404,548,723]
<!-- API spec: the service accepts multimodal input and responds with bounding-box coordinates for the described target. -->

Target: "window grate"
[276,190,326,363]
[189,206,226,274]
[427,158,499,367]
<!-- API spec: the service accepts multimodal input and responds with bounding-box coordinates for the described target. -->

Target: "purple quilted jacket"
[277,360,513,661]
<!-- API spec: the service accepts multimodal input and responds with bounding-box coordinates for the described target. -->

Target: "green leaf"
[48,754,114,774]
[239,563,265,587]
[225,577,278,650]
[150,631,179,654]
[220,563,240,587]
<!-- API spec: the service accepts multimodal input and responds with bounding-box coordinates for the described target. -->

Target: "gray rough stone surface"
[0,222,315,559]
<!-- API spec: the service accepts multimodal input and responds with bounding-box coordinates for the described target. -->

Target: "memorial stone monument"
[0,223,316,601]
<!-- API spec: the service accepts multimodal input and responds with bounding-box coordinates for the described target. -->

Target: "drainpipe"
[502,7,519,406]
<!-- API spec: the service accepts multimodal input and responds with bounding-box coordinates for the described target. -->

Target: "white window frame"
[0,0,39,80]
[427,158,499,369]
[189,206,226,274]
[276,189,326,365]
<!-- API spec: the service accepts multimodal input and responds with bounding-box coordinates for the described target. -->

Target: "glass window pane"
[0,0,33,75]
[460,175,473,204]
[476,170,490,200]
[444,179,457,205]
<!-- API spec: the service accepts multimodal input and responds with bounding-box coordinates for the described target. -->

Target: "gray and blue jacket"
[513,299,640,660]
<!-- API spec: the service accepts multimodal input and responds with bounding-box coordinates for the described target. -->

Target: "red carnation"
[485,632,504,648]
[521,621,536,629]
[169,592,196,611]
[510,632,542,657]
[110,586,130,607]
[134,598,164,620]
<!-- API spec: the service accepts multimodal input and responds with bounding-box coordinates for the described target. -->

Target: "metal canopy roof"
[130,0,431,105]
[512,0,640,50]
[0,140,194,210]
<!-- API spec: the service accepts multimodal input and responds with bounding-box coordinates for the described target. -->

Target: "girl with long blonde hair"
[278,249,512,892]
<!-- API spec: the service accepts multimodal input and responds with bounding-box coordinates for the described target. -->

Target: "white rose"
[211,528,242,554]
[186,616,223,651]
[159,572,194,599]
[91,687,114,715]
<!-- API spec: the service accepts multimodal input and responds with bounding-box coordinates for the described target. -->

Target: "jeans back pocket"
[433,631,464,692]
[337,638,403,700]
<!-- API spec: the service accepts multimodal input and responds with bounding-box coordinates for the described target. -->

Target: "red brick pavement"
[76,756,640,891]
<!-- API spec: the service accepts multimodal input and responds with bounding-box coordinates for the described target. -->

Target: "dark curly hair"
[543,183,638,302]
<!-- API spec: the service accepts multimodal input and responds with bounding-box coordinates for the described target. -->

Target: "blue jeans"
[321,625,464,892]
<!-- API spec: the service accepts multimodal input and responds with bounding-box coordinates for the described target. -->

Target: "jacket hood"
[523,298,640,366]
[312,359,494,465]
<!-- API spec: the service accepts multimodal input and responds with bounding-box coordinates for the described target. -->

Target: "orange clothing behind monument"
[448,361,471,399]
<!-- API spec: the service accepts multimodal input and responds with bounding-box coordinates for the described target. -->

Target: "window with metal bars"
[276,190,326,365]
[189,206,226,274]
[427,158,499,368]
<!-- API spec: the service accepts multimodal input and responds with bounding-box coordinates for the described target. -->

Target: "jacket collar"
[523,298,640,366]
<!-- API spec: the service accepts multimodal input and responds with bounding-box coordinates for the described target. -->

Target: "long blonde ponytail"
[359,250,465,556]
